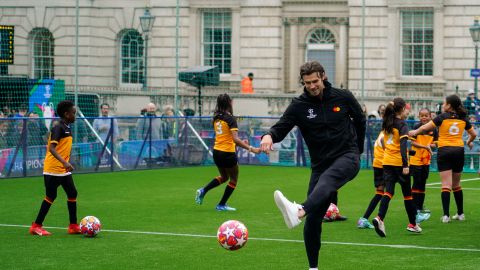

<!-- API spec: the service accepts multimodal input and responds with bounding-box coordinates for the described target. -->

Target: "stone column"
[188,7,199,66]
[433,6,444,80]
[289,22,299,91]
[385,7,398,95]
[231,7,241,77]
[338,21,348,88]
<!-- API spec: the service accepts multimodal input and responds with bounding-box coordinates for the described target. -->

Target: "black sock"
[203,177,223,194]
[378,193,392,220]
[453,188,464,215]
[404,199,417,225]
[218,185,235,206]
[441,188,451,216]
[363,193,382,219]
[35,200,53,225]
[417,192,426,210]
[412,191,420,210]
[67,200,77,224]
[412,191,426,211]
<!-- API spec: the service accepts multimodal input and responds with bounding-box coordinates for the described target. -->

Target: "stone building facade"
[0,0,479,115]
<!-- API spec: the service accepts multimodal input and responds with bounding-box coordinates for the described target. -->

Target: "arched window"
[30,28,54,79]
[307,28,336,45]
[306,28,336,85]
[119,30,144,84]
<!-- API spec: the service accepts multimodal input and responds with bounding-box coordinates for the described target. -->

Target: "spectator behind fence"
[241,72,254,94]
[463,89,480,118]
[361,104,368,118]
[93,103,119,144]
[15,103,28,117]
[162,105,175,139]
[26,111,48,146]
[2,105,12,117]
[377,104,386,120]
[135,102,163,140]
[0,119,8,149]
[465,115,480,169]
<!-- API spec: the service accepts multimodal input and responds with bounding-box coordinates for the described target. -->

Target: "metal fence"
[0,117,478,178]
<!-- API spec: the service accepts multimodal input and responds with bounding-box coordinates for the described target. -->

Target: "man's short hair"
[299,61,325,84]
[248,72,254,77]
[100,103,110,109]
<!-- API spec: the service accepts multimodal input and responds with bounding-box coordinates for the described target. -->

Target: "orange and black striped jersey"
[432,112,472,148]
[44,121,73,175]
[213,113,238,153]
[410,122,438,166]
[383,118,409,167]
[372,131,385,168]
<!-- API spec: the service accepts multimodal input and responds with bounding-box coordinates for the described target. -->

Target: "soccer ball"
[325,203,339,220]
[217,220,248,251]
[80,216,101,237]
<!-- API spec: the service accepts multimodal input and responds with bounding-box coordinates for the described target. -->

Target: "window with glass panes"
[202,10,231,74]
[120,30,144,84]
[401,11,433,76]
[31,28,54,79]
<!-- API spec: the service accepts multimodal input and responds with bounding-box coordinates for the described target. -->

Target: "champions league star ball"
[325,203,340,220]
[80,216,102,237]
[217,220,248,251]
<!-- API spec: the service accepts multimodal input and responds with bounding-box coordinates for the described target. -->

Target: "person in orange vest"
[241,72,254,94]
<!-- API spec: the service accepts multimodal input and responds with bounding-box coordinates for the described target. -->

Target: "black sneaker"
[334,214,348,221]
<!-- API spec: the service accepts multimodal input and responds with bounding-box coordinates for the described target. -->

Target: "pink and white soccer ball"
[325,203,339,220]
[217,220,248,251]
[80,216,101,237]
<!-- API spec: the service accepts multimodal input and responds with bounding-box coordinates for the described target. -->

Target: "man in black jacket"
[260,61,366,270]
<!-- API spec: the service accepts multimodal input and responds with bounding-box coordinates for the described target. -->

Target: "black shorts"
[43,174,77,199]
[410,165,430,183]
[213,149,238,168]
[383,165,409,184]
[373,167,384,187]
[437,146,464,173]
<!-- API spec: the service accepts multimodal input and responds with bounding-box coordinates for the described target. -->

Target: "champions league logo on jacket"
[307,108,317,119]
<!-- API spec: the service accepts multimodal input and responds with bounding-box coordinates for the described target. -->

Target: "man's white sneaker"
[452,213,465,221]
[274,190,302,229]
[441,215,450,223]
[372,216,386,237]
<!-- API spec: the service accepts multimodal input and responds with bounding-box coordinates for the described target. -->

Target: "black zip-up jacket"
[266,81,366,171]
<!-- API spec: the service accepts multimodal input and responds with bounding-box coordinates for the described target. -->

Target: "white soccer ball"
[325,203,339,220]
[217,220,248,251]
[80,216,101,237]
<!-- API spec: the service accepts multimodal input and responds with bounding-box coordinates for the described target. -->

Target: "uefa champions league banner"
[28,79,65,130]
[0,146,46,177]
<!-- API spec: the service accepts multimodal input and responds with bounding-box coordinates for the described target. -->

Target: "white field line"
[425,177,480,186]
[1,223,479,253]
[426,186,480,190]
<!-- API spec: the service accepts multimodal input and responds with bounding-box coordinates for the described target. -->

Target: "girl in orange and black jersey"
[409,95,476,223]
[409,108,438,213]
[194,94,261,211]
[372,97,421,237]
[357,131,385,229]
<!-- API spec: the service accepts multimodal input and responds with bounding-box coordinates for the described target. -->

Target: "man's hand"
[260,135,273,154]
[402,167,409,175]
